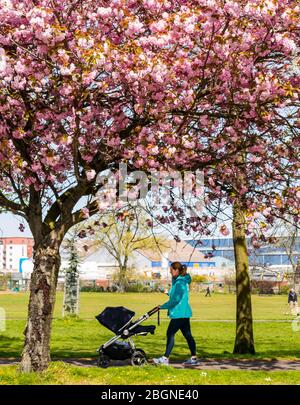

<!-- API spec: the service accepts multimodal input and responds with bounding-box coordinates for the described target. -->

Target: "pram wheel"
[97,354,110,368]
[131,349,147,366]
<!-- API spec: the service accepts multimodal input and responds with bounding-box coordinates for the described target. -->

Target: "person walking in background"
[288,288,299,316]
[205,286,211,297]
[153,262,198,366]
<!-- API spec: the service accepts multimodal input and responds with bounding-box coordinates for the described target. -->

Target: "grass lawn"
[1,292,300,385]
[1,318,300,360]
[1,362,300,385]
[0,291,294,320]
[0,292,299,361]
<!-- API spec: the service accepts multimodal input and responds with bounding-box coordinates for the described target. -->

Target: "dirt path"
[1,358,300,371]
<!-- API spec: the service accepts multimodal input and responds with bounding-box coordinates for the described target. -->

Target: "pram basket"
[95,305,159,367]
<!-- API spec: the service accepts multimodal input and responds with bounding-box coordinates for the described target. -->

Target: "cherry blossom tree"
[126,1,299,354]
[0,0,299,370]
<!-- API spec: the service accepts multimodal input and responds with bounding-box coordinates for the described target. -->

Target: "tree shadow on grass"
[0,335,22,357]
[49,332,300,361]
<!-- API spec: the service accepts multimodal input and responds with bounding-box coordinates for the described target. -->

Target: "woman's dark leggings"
[164,318,196,357]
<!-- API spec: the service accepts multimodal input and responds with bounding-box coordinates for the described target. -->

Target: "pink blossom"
[31,162,41,172]
[86,170,96,181]
[148,159,158,168]
[220,70,231,82]
[78,137,86,146]
[96,7,112,18]
[151,20,166,33]
[136,145,147,157]
[127,19,144,36]
[135,158,144,168]
[250,155,262,163]
[0,0,297,252]
[150,145,159,155]
[220,225,230,236]
[12,129,25,139]
[263,208,272,217]
[107,137,121,147]
[240,186,248,195]
[183,140,195,149]
[115,200,126,209]
[199,116,209,126]
[81,207,90,219]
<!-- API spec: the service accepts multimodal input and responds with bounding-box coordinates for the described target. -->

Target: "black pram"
[96,305,159,367]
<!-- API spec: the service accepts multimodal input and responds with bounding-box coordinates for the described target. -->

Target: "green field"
[1,362,300,385]
[0,292,299,360]
[1,292,300,385]
[0,291,295,320]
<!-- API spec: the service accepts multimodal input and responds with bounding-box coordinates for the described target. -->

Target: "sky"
[0,169,234,241]
[0,210,232,240]
[0,213,32,237]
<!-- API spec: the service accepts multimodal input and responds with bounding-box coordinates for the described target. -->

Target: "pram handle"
[147,306,160,317]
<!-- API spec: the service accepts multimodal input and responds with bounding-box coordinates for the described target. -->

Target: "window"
[223,253,235,261]
[216,250,235,258]
[258,246,285,254]
[218,239,230,248]
[212,251,224,257]
[281,255,298,265]
[201,239,213,248]
[263,255,281,265]
[249,254,264,265]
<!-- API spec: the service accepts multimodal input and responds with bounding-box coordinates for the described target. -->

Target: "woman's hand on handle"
[147,305,161,316]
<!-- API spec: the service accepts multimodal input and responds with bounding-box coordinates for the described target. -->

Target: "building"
[187,237,300,272]
[62,246,119,281]
[61,239,231,283]
[0,237,34,272]
[136,240,218,280]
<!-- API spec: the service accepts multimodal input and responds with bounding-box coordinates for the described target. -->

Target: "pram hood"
[96,306,135,334]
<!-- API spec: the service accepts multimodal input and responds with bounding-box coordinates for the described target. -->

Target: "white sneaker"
[182,357,199,365]
[153,356,169,365]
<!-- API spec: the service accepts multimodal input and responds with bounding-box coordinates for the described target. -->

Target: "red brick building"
[0,237,34,271]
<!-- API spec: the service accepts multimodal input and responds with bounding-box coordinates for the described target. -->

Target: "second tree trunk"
[232,202,255,354]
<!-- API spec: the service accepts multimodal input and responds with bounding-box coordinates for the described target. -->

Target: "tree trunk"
[118,265,128,293]
[232,202,255,354]
[20,242,61,372]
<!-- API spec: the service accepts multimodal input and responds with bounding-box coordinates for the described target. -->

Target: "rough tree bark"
[232,201,255,354]
[20,238,62,372]
[118,263,128,293]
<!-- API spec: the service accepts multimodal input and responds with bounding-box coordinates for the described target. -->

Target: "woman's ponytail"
[170,261,188,276]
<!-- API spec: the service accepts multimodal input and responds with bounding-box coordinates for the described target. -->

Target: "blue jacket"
[160,274,192,319]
